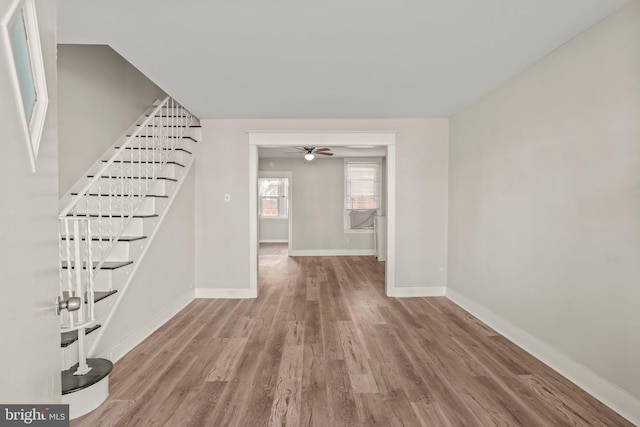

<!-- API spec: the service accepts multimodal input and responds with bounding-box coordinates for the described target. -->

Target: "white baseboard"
[445,288,640,426]
[387,286,446,298]
[260,239,288,243]
[290,249,376,256]
[103,290,195,363]
[195,287,257,299]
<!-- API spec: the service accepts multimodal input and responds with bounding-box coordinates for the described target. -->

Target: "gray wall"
[259,217,288,242]
[259,157,376,252]
[93,168,195,359]
[57,44,166,195]
[0,0,60,403]
[449,0,640,403]
[195,119,448,291]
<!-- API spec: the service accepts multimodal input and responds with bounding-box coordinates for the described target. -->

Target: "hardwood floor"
[72,243,632,426]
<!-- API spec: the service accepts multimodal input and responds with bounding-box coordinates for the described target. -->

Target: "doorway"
[258,171,293,256]
[249,131,397,297]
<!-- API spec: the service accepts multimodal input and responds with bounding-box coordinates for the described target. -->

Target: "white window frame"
[1,0,48,172]
[344,159,382,233]
[258,177,289,219]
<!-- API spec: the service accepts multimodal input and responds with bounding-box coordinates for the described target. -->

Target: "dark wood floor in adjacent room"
[72,243,632,426]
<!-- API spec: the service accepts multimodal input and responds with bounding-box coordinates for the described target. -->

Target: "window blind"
[345,162,380,210]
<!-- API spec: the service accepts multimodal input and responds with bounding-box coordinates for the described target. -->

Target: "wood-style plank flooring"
[73,243,632,426]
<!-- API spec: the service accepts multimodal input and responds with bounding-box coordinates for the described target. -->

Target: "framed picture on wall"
[1,0,48,172]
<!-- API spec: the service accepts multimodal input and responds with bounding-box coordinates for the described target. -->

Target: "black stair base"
[62,358,113,395]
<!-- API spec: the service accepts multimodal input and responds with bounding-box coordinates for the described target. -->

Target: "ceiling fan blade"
[314,147,331,152]
[315,152,334,156]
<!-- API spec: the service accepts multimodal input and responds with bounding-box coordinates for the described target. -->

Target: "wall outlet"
[224,194,231,203]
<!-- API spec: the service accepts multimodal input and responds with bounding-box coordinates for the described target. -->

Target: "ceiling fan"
[286,147,334,161]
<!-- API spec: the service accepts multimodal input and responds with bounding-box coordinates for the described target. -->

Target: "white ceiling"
[57,0,629,119]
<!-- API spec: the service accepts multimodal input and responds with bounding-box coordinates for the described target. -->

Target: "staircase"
[57,97,200,419]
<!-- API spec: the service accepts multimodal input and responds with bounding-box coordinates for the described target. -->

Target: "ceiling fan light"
[304,153,315,161]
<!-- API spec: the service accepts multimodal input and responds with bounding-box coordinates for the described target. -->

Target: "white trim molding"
[387,286,446,298]
[260,239,289,243]
[195,287,258,299]
[248,131,397,298]
[290,249,376,257]
[446,288,640,426]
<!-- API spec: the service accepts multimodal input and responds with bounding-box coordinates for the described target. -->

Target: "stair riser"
[60,261,132,293]
[87,178,167,197]
[115,149,190,165]
[138,116,195,127]
[188,126,202,142]
[61,342,79,371]
[93,265,130,291]
[101,162,163,178]
[60,240,130,263]
[101,162,183,180]
[81,215,157,239]
[69,217,144,237]
[126,136,196,152]
[154,105,192,113]
[61,326,102,371]
[68,195,157,216]
[135,122,199,133]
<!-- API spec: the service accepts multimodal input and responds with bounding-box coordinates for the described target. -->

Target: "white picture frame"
[1,0,48,172]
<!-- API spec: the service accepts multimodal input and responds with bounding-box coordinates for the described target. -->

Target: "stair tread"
[116,146,193,155]
[62,358,113,395]
[87,175,177,182]
[67,213,159,218]
[145,114,191,118]
[101,160,185,167]
[61,324,101,348]
[61,260,134,270]
[61,235,147,242]
[128,135,199,143]
[71,192,168,198]
[62,290,117,304]
[93,290,117,303]
[136,124,200,128]
[126,135,188,139]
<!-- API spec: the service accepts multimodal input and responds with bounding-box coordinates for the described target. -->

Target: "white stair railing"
[57,96,194,375]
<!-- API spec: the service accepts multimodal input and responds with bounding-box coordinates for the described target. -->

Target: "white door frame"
[248,131,397,297]
[258,170,293,255]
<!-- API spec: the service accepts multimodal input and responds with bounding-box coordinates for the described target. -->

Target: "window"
[2,0,49,172]
[9,8,37,123]
[259,178,289,218]
[344,161,381,231]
